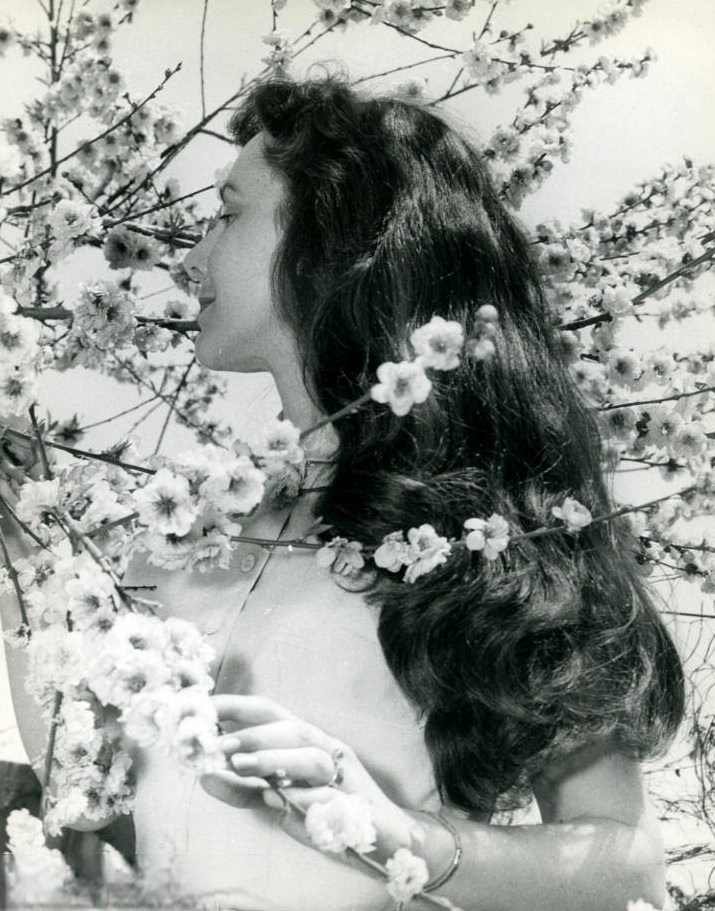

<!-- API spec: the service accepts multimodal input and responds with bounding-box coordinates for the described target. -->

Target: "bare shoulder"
[531,738,656,830]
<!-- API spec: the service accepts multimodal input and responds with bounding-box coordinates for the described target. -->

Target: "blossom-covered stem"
[299,391,373,442]
[540,24,586,58]
[511,484,697,545]
[28,405,54,481]
[630,246,715,305]
[0,62,183,200]
[599,384,715,412]
[273,787,461,910]
[559,245,715,331]
[39,690,63,820]
[0,425,155,475]
[642,538,715,554]
[51,510,134,608]
[0,526,31,630]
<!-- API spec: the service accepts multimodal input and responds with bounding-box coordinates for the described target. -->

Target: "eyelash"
[205,211,238,234]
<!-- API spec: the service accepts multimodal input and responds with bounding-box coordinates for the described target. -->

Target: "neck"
[271,351,324,434]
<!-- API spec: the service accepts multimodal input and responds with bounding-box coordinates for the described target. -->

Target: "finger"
[200,769,271,796]
[212,694,293,726]
[230,747,334,786]
[221,719,336,754]
[262,785,336,815]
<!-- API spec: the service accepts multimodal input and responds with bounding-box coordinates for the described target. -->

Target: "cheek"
[212,229,275,299]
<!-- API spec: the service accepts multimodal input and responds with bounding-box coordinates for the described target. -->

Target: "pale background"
[1,0,714,892]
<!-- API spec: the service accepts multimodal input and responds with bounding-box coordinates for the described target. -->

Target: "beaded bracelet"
[419,810,463,893]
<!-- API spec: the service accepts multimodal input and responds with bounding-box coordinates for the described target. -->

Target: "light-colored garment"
[123,440,444,911]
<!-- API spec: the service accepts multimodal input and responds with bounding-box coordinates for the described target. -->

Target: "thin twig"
[0,527,31,630]
[77,395,162,433]
[199,0,210,119]
[152,358,196,455]
[28,405,53,480]
[40,691,63,820]
[299,391,373,442]
[0,425,154,475]
[0,492,54,552]
[599,384,714,412]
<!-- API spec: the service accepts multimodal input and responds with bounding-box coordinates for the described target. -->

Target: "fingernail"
[220,736,241,752]
[231,754,255,770]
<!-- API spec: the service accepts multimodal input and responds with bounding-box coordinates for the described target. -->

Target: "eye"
[204,210,239,236]
[217,210,239,226]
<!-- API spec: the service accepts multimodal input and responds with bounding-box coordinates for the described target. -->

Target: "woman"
[3,72,683,910]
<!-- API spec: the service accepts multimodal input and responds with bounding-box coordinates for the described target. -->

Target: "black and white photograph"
[0,1,713,908]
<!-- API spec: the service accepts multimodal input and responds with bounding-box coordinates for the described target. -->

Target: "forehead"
[224,132,283,202]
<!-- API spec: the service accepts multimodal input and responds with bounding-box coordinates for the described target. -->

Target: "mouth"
[198,297,216,314]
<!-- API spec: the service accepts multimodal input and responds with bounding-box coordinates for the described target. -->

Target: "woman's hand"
[199,694,426,862]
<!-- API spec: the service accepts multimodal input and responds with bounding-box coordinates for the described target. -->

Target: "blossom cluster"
[317,497,595,585]
[0,289,47,416]
[130,417,305,572]
[302,791,442,906]
[370,309,499,416]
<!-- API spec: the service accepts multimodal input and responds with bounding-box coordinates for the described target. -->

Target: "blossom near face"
[183,132,294,374]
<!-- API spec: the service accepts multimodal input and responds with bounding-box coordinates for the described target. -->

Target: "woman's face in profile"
[185,131,291,375]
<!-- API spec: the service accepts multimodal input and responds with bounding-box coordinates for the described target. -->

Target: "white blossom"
[316,537,365,577]
[403,524,451,583]
[133,468,198,536]
[551,497,593,532]
[464,513,510,559]
[370,360,432,417]
[253,418,304,466]
[199,454,266,514]
[385,846,430,902]
[47,198,99,242]
[410,316,464,370]
[0,362,38,414]
[304,792,377,854]
[670,422,708,461]
[373,531,412,572]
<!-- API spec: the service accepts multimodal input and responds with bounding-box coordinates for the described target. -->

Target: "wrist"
[371,801,457,881]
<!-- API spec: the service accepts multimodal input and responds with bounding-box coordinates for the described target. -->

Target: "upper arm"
[531,738,663,856]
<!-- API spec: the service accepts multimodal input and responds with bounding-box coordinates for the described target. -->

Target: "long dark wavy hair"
[229,71,684,816]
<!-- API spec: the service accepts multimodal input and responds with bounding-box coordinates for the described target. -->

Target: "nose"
[182,232,213,284]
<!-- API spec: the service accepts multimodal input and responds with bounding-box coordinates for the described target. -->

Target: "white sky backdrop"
[1,0,714,889]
